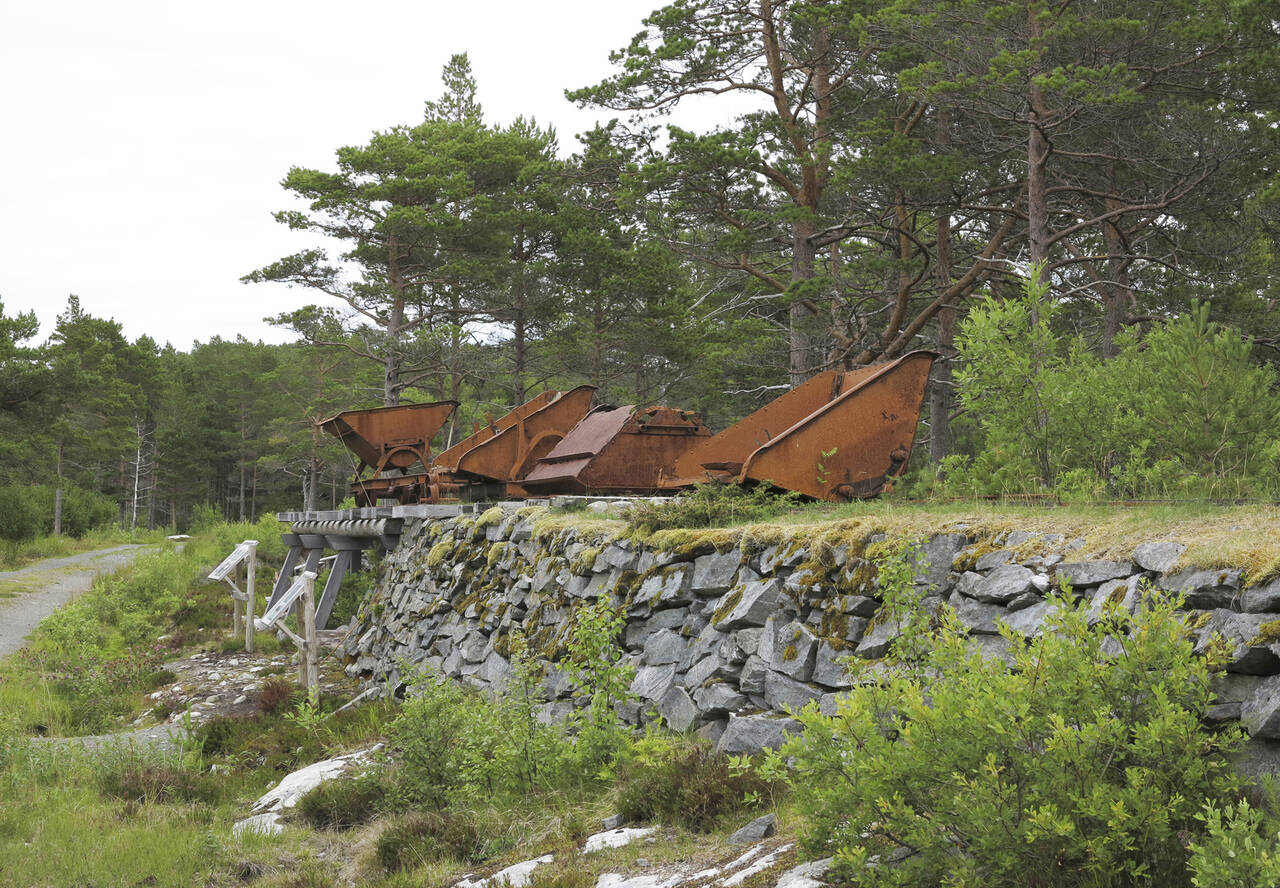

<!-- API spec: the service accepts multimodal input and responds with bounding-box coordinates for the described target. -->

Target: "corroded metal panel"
[524,405,711,495]
[737,351,936,500]
[321,401,459,474]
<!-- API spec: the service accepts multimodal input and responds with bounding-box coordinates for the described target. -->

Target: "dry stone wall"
[339,507,1280,762]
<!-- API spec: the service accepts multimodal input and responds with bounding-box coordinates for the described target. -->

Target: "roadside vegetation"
[7,515,1280,886]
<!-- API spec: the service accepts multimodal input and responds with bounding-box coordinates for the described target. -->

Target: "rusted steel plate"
[524,405,711,495]
[449,385,597,482]
[322,401,459,474]
[737,351,936,501]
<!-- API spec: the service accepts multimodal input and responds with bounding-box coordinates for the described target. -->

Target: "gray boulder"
[1132,541,1186,573]
[656,686,700,732]
[726,814,776,845]
[692,682,748,716]
[716,713,802,754]
[640,629,688,667]
[1242,577,1280,614]
[710,578,782,630]
[958,565,1035,604]
[1192,610,1280,675]
[1241,675,1280,739]
[1056,560,1134,589]
[812,641,854,688]
[629,664,678,703]
[763,671,822,712]
[1163,568,1243,610]
[691,551,741,595]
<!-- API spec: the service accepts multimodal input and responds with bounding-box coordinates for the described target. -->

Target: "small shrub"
[98,761,218,804]
[294,772,386,829]
[374,811,487,871]
[780,543,1244,886]
[1188,795,1280,887]
[616,740,777,832]
[626,483,803,534]
[257,676,296,714]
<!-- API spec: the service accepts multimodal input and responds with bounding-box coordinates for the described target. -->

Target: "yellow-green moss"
[476,506,506,529]
[711,588,743,625]
[427,538,457,569]
[1248,619,1280,647]
[572,546,601,576]
[487,541,510,568]
[782,644,798,661]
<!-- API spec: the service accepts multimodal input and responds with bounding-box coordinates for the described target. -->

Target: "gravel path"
[0,544,152,659]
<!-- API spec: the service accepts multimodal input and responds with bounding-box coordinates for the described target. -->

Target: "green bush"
[951,267,1280,499]
[616,738,777,832]
[780,544,1244,887]
[1188,796,1280,887]
[0,486,42,542]
[374,811,488,871]
[294,772,386,829]
[626,483,803,534]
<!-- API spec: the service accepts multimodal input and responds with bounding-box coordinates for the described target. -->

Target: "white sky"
[0,0,740,350]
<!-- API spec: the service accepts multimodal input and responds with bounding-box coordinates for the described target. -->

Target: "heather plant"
[779,544,1244,887]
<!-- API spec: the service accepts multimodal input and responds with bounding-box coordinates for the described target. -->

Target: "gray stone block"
[1192,610,1280,675]
[684,653,727,689]
[630,664,678,702]
[812,641,853,689]
[1162,568,1243,610]
[958,565,1035,604]
[691,551,741,595]
[1132,541,1186,573]
[726,814,776,845]
[1242,577,1280,614]
[1241,675,1280,738]
[716,713,802,754]
[692,681,748,715]
[638,565,693,608]
[738,655,768,695]
[641,629,688,666]
[949,593,1006,635]
[656,685,699,732]
[710,578,782,630]
[975,549,1014,571]
[1056,560,1135,589]
[764,670,821,712]
[623,608,688,649]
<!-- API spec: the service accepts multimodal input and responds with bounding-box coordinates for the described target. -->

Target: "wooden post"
[232,571,244,640]
[300,572,319,705]
[244,540,258,653]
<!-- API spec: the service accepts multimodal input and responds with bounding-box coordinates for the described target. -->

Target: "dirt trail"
[0,544,151,659]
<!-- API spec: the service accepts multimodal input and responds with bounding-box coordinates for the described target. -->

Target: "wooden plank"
[208,541,256,581]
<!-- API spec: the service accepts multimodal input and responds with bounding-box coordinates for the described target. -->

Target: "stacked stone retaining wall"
[339,507,1280,764]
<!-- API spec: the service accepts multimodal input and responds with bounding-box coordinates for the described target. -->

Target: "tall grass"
[0,516,287,736]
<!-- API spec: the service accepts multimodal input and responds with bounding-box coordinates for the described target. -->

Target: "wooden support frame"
[255,570,320,703]
[209,539,258,653]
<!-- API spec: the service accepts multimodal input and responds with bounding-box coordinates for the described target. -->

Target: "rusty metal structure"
[323,351,935,504]
[522,405,712,495]
[320,401,459,506]
[435,385,598,496]
[324,387,598,505]
[665,350,937,501]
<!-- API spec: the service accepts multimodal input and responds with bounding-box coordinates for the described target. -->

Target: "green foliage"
[779,545,1243,887]
[952,268,1280,499]
[616,738,777,832]
[1188,794,1280,887]
[627,484,803,535]
[294,772,387,829]
[374,811,490,872]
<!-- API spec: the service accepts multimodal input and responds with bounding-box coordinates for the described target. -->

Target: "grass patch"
[0,516,288,736]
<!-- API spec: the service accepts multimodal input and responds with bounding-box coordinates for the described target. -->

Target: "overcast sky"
[0,1,740,350]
